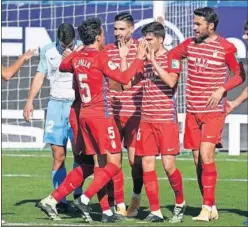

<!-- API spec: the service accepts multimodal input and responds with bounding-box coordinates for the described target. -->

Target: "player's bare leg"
[51,144,68,212]
[193,150,204,196]
[162,155,186,223]
[127,147,143,217]
[142,156,164,222]
[192,142,218,222]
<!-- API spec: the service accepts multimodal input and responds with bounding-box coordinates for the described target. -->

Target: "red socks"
[112,169,125,205]
[52,165,93,202]
[84,163,120,199]
[143,170,160,211]
[168,169,184,204]
[202,163,217,206]
[94,167,110,212]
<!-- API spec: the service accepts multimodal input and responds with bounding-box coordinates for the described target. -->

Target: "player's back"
[72,48,113,118]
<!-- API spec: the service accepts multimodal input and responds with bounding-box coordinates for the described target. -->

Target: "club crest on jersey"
[172,59,180,69]
[213,49,218,58]
[108,61,118,70]
[195,58,208,73]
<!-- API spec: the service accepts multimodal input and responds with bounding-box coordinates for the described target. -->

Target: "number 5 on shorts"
[108,126,115,139]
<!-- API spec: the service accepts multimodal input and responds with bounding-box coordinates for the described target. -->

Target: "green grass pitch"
[1,150,248,226]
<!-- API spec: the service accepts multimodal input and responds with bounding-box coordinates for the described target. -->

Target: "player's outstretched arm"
[2,49,36,81]
[23,47,46,122]
[226,86,248,114]
[101,39,147,85]
[147,44,179,88]
[23,72,45,122]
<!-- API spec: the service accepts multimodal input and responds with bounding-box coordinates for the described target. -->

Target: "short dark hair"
[141,22,165,41]
[114,12,134,26]
[78,18,102,46]
[244,21,248,30]
[57,23,75,45]
[194,7,219,31]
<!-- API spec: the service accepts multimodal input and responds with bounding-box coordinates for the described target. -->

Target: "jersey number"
[46,120,54,133]
[108,126,115,139]
[78,74,91,103]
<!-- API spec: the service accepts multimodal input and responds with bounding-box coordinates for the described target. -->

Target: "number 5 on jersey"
[78,73,91,103]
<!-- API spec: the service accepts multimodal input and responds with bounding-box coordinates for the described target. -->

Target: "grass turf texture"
[1,150,248,226]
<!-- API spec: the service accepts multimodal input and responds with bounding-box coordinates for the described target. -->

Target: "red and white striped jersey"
[167,36,243,113]
[105,39,143,117]
[141,52,178,123]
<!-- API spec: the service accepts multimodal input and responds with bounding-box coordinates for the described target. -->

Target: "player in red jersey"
[105,12,144,218]
[134,22,185,223]
[37,47,116,223]
[60,18,146,221]
[167,7,245,222]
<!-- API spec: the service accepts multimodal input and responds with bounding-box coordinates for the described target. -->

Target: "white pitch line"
[2,153,248,162]
[2,174,247,182]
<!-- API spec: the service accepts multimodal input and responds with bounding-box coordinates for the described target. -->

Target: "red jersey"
[59,48,143,118]
[142,52,177,122]
[167,36,244,113]
[105,40,143,117]
[71,74,81,108]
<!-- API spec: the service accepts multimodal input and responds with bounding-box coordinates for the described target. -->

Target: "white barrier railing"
[1,110,247,155]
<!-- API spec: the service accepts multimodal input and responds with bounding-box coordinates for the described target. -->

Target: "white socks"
[151,209,163,219]
[117,202,126,210]
[80,194,90,205]
[103,209,113,216]
[48,195,58,205]
[176,201,185,207]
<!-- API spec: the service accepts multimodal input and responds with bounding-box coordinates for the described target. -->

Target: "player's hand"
[118,38,129,59]
[136,39,148,60]
[226,100,237,114]
[75,44,84,52]
[62,48,72,59]
[147,43,155,63]
[22,49,37,61]
[23,101,34,122]
[206,86,225,108]
[156,16,165,25]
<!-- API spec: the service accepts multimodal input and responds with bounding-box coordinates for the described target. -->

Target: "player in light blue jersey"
[23,23,83,212]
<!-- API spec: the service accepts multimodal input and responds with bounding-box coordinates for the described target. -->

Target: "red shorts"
[114,115,140,149]
[79,113,122,155]
[69,107,94,165]
[135,121,180,156]
[184,112,226,150]
[69,107,86,155]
